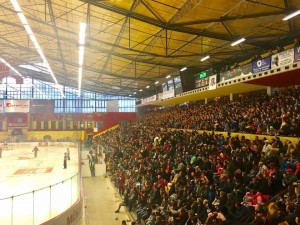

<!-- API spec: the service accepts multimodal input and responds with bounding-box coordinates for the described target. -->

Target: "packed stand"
[138,88,299,137]
[95,121,300,224]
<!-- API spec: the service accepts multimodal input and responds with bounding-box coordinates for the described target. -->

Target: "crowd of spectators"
[139,88,299,137]
[93,88,300,225]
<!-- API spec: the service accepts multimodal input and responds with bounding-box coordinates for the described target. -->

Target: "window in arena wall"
[44,121,48,130]
[51,121,56,130]
[36,121,41,130]
[66,121,70,129]
[59,121,63,130]
[73,121,78,129]
[80,121,84,129]
[87,121,92,128]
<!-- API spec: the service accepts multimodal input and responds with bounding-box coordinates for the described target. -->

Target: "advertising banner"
[141,95,157,104]
[5,100,30,113]
[162,89,175,99]
[31,100,55,113]
[271,48,294,68]
[220,63,252,81]
[0,100,3,113]
[157,93,163,101]
[294,46,300,62]
[209,75,217,90]
[252,56,271,73]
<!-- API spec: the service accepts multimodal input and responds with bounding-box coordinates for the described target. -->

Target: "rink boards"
[0,142,81,225]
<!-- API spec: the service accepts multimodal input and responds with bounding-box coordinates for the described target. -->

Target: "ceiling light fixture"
[129,94,132,97]
[146,85,150,88]
[139,89,142,92]
[166,75,171,79]
[231,38,246,46]
[155,81,159,84]
[0,56,49,99]
[180,67,187,71]
[10,0,21,12]
[78,22,86,97]
[134,92,136,94]
[200,55,210,61]
[283,9,300,21]
[9,0,64,98]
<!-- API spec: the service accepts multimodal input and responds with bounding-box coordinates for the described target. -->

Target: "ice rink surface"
[0,146,80,225]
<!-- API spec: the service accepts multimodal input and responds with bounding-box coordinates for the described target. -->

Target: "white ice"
[0,146,80,225]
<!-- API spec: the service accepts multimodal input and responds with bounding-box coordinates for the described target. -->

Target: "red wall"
[93,112,136,133]
[7,113,28,128]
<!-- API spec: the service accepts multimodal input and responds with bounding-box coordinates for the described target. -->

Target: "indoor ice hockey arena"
[0,0,300,225]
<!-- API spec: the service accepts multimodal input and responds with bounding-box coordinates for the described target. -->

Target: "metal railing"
[0,172,81,225]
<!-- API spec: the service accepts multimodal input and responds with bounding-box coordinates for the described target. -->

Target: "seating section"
[141,88,300,137]
[95,87,300,225]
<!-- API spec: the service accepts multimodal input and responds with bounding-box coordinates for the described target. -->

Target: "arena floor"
[0,146,79,225]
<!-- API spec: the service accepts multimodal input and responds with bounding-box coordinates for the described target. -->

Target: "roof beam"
[0,17,179,68]
[284,0,293,32]
[175,10,288,26]
[140,0,164,23]
[0,37,154,82]
[98,0,141,82]
[80,0,233,41]
[46,0,67,77]
[0,4,179,67]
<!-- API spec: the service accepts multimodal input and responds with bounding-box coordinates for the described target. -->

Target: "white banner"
[162,89,175,99]
[209,75,217,90]
[271,49,294,68]
[0,100,3,113]
[141,95,157,104]
[5,100,30,113]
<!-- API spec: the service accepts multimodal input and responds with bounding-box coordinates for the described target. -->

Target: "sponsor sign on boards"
[294,46,300,62]
[5,100,30,113]
[209,75,217,90]
[271,48,294,68]
[162,89,175,99]
[252,56,271,73]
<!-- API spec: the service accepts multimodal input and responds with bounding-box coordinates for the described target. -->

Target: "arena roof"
[0,0,300,96]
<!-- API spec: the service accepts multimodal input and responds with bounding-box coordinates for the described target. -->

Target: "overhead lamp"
[24,25,33,35]
[180,67,187,71]
[17,13,28,24]
[9,0,64,98]
[200,55,210,61]
[139,89,142,92]
[155,81,159,84]
[79,23,87,45]
[146,85,150,88]
[134,92,136,94]
[10,0,22,12]
[283,9,300,21]
[166,75,171,79]
[78,46,85,66]
[231,38,246,46]
[78,22,86,97]
[129,94,132,97]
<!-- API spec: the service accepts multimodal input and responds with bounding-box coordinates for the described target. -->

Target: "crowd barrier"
[0,142,78,150]
[168,128,299,145]
[93,124,119,138]
[0,142,82,225]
